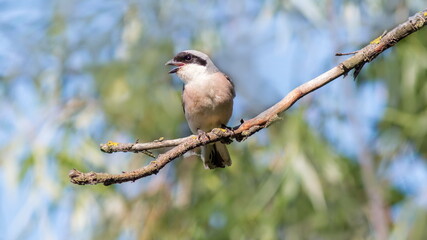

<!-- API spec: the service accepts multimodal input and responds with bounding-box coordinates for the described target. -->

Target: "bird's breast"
[182,77,234,132]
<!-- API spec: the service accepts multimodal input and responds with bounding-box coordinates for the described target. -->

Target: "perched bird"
[166,50,235,169]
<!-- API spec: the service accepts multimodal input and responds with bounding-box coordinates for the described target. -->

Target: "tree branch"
[69,10,427,186]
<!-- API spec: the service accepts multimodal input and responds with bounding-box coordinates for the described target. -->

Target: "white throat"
[177,63,218,84]
[176,64,206,83]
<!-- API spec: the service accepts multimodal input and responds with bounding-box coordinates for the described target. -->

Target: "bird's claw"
[212,127,234,144]
[197,129,210,142]
[220,124,232,130]
[212,127,230,136]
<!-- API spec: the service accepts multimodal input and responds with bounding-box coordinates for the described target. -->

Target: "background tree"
[0,1,426,239]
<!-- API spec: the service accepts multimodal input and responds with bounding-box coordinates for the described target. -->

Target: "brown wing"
[181,84,186,113]
[223,73,236,97]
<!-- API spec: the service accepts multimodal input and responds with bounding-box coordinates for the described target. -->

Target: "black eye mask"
[174,52,207,66]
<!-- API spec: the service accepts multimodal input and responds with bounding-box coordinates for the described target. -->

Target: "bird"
[165,50,235,169]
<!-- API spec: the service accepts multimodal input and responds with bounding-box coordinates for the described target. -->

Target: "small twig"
[69,9,427,186]
[335,50,359,56]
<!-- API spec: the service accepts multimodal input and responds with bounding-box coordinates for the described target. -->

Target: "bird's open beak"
[165,59,184,74]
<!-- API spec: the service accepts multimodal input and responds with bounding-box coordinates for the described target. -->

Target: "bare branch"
[70,9,427,186]
[100,136,195,153]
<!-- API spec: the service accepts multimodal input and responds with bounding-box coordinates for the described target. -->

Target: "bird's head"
[166,50,218,83]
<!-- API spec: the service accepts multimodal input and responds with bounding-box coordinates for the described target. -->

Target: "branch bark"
[69,10,427,186]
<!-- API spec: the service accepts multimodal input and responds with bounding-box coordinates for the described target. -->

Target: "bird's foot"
[220,124,232,130]
[212,127,233,135]
[212,126,234,144]
[197,129,210,143]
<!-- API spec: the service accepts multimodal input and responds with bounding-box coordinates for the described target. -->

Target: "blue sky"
[1,1,426,239]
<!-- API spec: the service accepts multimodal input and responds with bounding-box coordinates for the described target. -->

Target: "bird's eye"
[185,55,192,61]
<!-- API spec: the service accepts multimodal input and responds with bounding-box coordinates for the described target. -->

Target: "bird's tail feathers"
[201,142,232,169]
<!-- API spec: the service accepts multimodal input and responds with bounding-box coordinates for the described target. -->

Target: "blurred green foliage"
[368,30,427,157]
[1,1,427,240]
